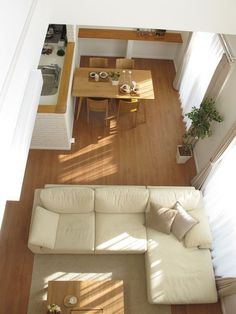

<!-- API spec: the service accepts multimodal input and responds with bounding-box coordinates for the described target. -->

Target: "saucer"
[64,295,78,307]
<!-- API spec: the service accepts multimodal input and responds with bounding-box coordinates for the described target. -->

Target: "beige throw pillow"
[146,202,177,234]
[171,202,198,241]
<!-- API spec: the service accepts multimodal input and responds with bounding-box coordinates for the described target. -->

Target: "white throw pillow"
[184,208,213,249]
[29,206,59,249]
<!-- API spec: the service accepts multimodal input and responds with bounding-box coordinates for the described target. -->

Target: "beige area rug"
[28,254,171,314]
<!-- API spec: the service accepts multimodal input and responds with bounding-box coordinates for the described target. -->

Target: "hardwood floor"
[171,303,222,314]
[0,57,221,314]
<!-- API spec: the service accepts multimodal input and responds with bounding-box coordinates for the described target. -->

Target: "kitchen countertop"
[39,43,65,105]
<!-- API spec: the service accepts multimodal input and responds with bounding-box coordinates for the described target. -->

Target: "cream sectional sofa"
[28,185,218,305]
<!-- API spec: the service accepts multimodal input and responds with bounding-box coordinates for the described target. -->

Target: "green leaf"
[182,97,223,150]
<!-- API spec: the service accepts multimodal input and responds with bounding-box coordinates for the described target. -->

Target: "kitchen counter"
[37,42,75,114]
[31,42,75,150]
[39,43,65,105]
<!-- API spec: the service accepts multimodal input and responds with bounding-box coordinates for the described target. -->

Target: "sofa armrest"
[28,206,59,249]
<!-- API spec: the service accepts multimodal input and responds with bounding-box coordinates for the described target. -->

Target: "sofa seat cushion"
[95,187,149,213]
[40,187,94,213]
[95,213,147,253]
[54,213,95,252]
[145,227,218,304]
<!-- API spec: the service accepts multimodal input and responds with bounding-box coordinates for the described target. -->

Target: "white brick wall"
[30,113,71,150]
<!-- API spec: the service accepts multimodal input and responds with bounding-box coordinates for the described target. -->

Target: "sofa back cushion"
[148,187,203,211]
[40,187,94,213]
[95,187,149,213]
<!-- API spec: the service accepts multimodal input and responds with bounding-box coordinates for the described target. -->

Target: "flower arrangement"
[47,304,61,313]
[108,71,120,81]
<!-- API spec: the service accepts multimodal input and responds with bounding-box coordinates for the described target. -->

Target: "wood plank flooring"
[171,303,223,314]
[0,57,221,314]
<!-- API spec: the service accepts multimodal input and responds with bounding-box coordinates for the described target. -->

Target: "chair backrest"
[118,99,140,114]
[87,98,109,112]
[89,58,108,68]
[116,58,134,69]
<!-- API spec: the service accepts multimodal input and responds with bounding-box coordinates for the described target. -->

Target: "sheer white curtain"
[202,139,236,277]
[179,32,224,128]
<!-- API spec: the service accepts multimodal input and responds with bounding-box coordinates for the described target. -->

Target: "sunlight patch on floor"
[57,162,118,183]
[58,134,116,163]
[40,272,113,300]
[57,133,118,182]
[69,156,118,182]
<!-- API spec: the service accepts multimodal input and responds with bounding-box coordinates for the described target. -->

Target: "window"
[203,139,236,277]
[178,32,224,128]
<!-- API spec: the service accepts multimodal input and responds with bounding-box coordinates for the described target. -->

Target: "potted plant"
[109,71,120,86]
[176,98,223,164]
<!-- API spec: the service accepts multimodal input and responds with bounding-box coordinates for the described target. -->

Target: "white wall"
[43,0,236,35]
[132,40,179,59]
[0,0,35,95]
[78,38,127,57]
[0,0,49,226]
[7,70,43,200]
[78,37,182,60]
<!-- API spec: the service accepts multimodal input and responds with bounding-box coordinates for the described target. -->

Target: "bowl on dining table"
[99,71,108,79]
[120,84,131,94]
[89,71,97,78]
[131,87,140,95]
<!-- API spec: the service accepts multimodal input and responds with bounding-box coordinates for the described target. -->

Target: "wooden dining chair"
[115,58,134,69]
[87,97,109,126]
[117,99,140,128]
[89,57,108,68]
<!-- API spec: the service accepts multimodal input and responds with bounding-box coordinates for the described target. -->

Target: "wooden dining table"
[72,67,155,121]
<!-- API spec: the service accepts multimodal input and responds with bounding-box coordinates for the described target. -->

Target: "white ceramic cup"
[69,296,77,304]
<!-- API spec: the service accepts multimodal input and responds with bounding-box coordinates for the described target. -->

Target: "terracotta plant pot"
[176,145,192,164]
